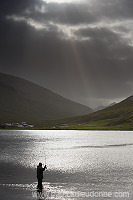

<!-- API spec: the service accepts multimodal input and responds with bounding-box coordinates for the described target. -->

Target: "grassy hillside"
[33,96,133,130]
[0,73,92,123]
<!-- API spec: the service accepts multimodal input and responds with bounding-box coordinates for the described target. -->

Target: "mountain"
[43,96,133,130]
[93,105,106,112]
[94,102,116,112]
[0,73,92,122]
[108,102,117,107]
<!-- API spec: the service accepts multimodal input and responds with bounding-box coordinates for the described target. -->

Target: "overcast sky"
[0,0,133,108]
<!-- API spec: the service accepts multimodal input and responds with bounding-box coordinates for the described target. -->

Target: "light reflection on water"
[0,130,133,199]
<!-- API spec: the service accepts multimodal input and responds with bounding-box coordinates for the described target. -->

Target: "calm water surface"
[0,130,133,199]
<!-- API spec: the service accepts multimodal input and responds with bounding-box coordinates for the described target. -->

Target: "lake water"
[0,130,133,200]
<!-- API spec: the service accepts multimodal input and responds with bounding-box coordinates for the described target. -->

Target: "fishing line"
[42,143,47,167]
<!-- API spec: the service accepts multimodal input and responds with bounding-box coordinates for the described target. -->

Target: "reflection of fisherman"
[37,163,47,190]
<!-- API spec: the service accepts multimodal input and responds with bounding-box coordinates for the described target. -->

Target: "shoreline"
[0,127,133,131]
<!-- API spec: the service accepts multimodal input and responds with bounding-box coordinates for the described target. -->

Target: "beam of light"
[55,3,93,102]
[69,40,93,100]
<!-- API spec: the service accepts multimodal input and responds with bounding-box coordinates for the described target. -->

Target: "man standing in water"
[37,162,47,190]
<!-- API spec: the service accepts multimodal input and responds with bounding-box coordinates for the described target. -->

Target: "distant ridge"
[0,73,92,122]
[94,102,116,112]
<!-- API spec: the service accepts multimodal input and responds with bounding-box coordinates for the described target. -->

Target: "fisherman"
[37,162,47,190]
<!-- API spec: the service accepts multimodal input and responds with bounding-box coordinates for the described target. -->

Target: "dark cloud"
[75,27,133,59]
[93,0,133,20]
[0,0,98,25]
[0,0,37,17]
[0,0,133,107]
[34,2,97,25]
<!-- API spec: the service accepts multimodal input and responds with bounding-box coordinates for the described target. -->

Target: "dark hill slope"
[0,73,92,122]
